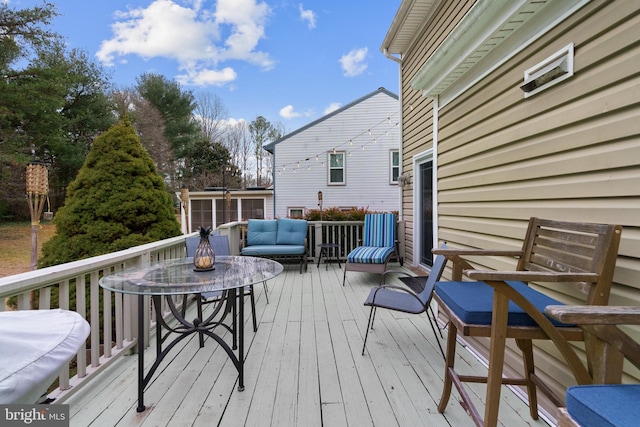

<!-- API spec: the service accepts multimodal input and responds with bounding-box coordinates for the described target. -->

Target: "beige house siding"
[435,0,640,402]
[384,0,640,420]
[398,0,476,265]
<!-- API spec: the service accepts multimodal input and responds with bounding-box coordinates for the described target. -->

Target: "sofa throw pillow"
[276,218,308,246]
[247,219,278,246]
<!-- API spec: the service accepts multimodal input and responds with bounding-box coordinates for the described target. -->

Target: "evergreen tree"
[39,118,181,267]
[1,2,115,219]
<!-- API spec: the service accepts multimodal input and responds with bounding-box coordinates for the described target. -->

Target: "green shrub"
[304,207,396,222]
[39,118,181,267]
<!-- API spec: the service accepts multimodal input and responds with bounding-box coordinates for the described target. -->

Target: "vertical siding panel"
[399,1,476,265]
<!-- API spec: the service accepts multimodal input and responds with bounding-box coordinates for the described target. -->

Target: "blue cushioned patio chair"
[432,218,622,427]
[342,213,399,286]
[362,245,448,358]
[545,305,640,427]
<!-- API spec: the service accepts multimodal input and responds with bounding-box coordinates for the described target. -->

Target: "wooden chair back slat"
[516,218,621,306]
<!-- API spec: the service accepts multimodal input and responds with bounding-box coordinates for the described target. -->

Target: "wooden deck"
[66,261,553,427]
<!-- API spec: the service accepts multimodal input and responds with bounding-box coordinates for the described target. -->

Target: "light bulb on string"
[274,112,401,177]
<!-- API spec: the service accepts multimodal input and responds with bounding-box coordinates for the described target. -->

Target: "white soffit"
[410,0,589,105]
[381,0,440,55]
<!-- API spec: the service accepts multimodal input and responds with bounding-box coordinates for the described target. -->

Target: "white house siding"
[385,0,640,419]
[266,88,400,218]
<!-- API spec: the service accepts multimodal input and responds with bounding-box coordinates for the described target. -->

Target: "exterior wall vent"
[521,43,574,97]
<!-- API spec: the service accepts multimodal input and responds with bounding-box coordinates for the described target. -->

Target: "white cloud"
[96,0,273,87]
[279,105,302,119]
[299,4,316,29]
[279,105,314,120]
[339,47,368,77]
[176,67,237,86]
[324,102,341,115]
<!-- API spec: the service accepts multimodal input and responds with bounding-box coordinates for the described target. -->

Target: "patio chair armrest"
[371,284,421,304]
[545,305,640,325]
[432,248,523,258]
[381,269,410,279]
[465,270,600,283]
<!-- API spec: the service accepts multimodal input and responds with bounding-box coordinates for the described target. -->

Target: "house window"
[521,43,574,98]
[329,151,345,185]
[288,208,304,218]
[390,150,400,184]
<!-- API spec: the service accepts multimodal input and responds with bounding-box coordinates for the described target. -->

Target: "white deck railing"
[0,220,378,403]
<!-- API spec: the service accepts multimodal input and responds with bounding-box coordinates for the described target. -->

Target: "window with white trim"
[328,151,345,185]
[288,208,304,218]
[390,149,400,184]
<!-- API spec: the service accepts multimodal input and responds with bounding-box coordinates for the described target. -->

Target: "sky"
[11,0,402,133]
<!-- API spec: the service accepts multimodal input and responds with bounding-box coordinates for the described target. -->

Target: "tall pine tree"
[40,118,181,267]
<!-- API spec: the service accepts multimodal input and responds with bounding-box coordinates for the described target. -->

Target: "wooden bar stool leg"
[438,322,458,413]
[517,338,539,420]
[484,292,510,427]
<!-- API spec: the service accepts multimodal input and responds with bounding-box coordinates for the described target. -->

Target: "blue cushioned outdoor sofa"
[241,218,308,273]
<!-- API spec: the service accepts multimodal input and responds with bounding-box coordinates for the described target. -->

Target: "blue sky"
[12,0,401,132]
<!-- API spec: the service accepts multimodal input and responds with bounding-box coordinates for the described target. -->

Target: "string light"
[270,111,400,177]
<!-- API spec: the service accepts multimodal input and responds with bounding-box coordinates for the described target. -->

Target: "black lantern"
[193,226,215,271]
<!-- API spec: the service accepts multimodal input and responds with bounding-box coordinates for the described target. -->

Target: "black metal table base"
[136,289,244,412]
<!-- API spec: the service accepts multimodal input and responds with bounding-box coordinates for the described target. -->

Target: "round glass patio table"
[100,255,283,412]
[101,255,283,295]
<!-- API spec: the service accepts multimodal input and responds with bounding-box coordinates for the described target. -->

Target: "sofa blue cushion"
[246,219,277,246]
[276,218,308,246]
[434,280,573,327]
[347,246,395,264]
[566,384,640,427]
[241,245,306,256]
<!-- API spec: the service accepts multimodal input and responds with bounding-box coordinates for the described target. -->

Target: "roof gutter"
[382,48,404,221]
[383,48,402,64]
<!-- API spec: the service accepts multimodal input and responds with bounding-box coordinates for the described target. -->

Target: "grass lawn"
[0,222,56,278]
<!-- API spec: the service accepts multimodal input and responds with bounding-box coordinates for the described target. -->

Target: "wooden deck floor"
[67,261,553,427]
